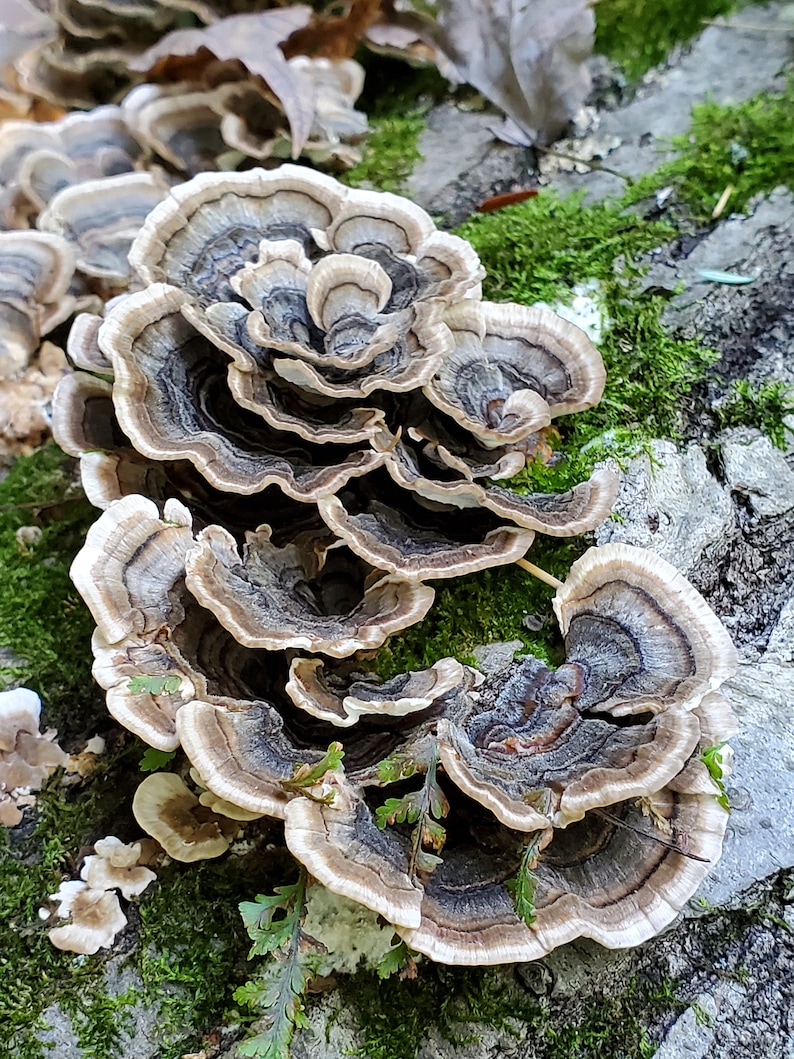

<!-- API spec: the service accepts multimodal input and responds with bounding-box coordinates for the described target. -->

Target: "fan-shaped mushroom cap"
[102,284,385,497]
[555,544,738,716]
[0,229,74,376]
[65,310,112,372]
[121,82,225,174]
[379,429,619,535]
[37,171,171,282]
[78,448,167,510]
[316,477,535,581]
[128,165,482,309]
[51,371,122,457]
[91,569,282,752]
[436,655,701,831]
[91,626,202,752]
[184,523,435,657]
[478,467,620,535]
[0,686,43,752]
[176,696,326,819]
[132,771,236,861]
[129,166,346,302]
[372,427,527,513]
[271,300,453,399]
[189,768,264,821]
[70,493,193,645]
[286,656,466,727]
[426,302,605,449]
[80,836,156,899]
[228,368,388,446]
[48,882,127,954]
[0,686,68,824]
[2,105,141,209]
[284,773,423,928]
[398,785,728,965]
[668,692,738,796]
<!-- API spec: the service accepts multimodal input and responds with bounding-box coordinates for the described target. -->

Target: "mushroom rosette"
[57,166,735,964]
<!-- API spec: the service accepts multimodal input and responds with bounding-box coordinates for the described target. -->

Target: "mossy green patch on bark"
[594,0,742,82]
[372,536,583,681]
[344,108,428,194]
[2,746,290,1059]
[716,379,794,448]
[0,444,100,734]
[344,62,447,194]
[135,859,256,1059]
[626,77,794,220]
[2,772,140,1059]
[343,965,543,1059]
[344,963,687,1059]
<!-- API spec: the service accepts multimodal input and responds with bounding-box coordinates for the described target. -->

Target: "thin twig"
[593,807,710,862]
[701,17,791,32]
[532,142,635,186]
[515,557,563,590]
[711,184,734,219]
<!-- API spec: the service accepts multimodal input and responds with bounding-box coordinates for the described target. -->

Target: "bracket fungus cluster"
[46,836,156,954]
[0,686,68,827]
[55,166,737,964]
[0,10,367,456]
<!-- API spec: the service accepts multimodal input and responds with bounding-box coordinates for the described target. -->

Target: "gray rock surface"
[698,655,794,908]
[407,103,532,224]
[720,427,794,516]
[594,441,734,574]
[551,3,793,202]
[472,639,525,676]
[654,981,748,1059]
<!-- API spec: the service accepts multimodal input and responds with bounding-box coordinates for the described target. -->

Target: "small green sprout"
[375,738,449,875]
[138,748,177,773]
[127,674,182,696]
[700,742,731,812]
[375,939,417,980]
[280,742,345,804]
[506,830,546,927]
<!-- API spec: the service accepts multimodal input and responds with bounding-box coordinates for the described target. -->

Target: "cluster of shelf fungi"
[47,166,737,965]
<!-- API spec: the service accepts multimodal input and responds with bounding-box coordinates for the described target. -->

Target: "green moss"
[626,78,794,220]
[373,536,585,680]
[595,0,742,82]
[456,191,674,305]
[345,964,686,1059]
[344,108,427,194]
[343,59,448,194]
[136,850,288,1059]
[345,966,543,1059]
[0,444,100,733]
[1,785,139,1059]
[715,379,794,448]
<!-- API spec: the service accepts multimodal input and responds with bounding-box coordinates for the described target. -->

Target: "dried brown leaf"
[284,0,382,61]
[416,0,595,145]
[130,8,316,158]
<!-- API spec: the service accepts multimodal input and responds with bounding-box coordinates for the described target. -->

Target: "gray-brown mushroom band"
[54,167,737,965]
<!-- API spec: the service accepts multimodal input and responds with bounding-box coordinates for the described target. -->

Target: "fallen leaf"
[419,0,595,145]
[696,269,757,285]
[477,188,539,212]
[284,0,383,60]
[130,8,316,158]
